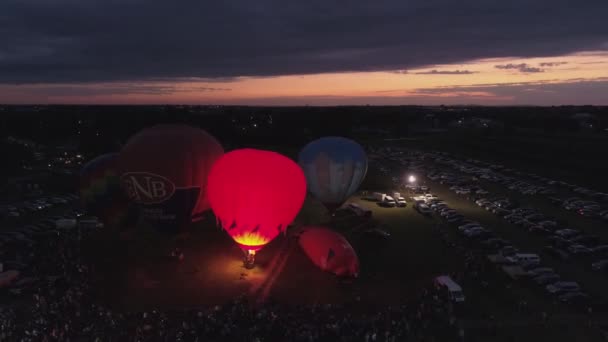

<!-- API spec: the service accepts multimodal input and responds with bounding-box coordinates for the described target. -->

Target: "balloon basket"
[244,250,256,269]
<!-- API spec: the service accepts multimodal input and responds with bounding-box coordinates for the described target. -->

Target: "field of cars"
[0,192,96,295]
[0,194,78,220]
[368,145,608,312]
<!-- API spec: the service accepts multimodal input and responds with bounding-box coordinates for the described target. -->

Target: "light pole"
[407,175,416,194]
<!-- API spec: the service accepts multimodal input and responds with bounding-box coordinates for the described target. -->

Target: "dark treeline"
[1,105,607,159]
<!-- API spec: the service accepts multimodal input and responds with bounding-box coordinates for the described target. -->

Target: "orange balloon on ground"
[298,226,359,277]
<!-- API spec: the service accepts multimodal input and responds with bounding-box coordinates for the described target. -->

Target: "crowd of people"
[1,215,464,342]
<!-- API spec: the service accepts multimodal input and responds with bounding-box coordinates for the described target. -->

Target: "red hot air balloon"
[119,125,224,233]
[207,149,306,268]
[298,226,359,277]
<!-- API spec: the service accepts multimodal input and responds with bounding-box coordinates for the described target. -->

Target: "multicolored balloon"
[119,124,224,234]
[207,149,306,266]
[298,226,359,277]
[79,153,135,227]
[298,137,368,212]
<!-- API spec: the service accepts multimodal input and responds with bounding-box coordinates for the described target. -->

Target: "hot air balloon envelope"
[79,153,136,227]
[0,270,19,288]
[299,137,367,212]
[207,149,306,252]
[119,125,224,234]
[298,226,359,277]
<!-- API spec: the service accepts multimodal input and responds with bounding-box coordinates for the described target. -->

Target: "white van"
[347,203,372,218]
[434,275,465,303]
[383,196,397,207]
[393,193,407,207]
[373,192,386,202]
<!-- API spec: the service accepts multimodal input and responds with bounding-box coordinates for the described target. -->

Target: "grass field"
[83,166,462,312]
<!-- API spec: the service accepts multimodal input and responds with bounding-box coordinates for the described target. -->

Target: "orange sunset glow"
[2,51,607,105]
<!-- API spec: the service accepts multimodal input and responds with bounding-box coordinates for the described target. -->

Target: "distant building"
[449,116,504,130]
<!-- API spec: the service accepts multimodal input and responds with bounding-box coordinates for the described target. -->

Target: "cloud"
[495,63,544,73]
[539,61,568,67]
[580,61,608,65]
[0,83,231,97]
[3,78,607,105]
[0,0,607,83]
[413,69,477,75]
[403,77,608,104]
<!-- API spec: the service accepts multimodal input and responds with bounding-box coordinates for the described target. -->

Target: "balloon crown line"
[215,217,287,235]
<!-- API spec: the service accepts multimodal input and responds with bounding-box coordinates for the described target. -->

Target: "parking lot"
[0,192,89,295]
[338,152,608,340]
[366,146,608,312]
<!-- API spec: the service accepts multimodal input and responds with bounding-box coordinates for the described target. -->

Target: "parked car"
[493,208,511,217]
[458,223,482,232]
[528,267,554,278]
[555,229,580,239]
[480,238,509,250]
[446,215,466,224]
[568,244,592,256]
[467,230,495,240]
[543,246,570,260]
[528,225,552,235]
[591,259,608,271]
[570,235,601,247]
[499,246,518,257]
[414,203,433,216]
[546,281,580,295]
[460,227,484,236]
[534,273,561,286]
[364,229,391,240]
[558,292,589,304]
[591,245,608,256]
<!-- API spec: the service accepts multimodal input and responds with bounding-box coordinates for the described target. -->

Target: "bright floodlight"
[408,175,416,183]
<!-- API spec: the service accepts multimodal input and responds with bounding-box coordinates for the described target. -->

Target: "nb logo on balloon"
[121,172,175,204]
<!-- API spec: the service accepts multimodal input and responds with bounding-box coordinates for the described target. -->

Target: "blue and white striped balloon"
[298,137,368,211]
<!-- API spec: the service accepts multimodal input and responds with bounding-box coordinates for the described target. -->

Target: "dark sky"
[1,0,607,84]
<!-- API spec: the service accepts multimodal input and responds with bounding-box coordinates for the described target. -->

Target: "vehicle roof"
[435,275,463,292]
[555,281,579,286]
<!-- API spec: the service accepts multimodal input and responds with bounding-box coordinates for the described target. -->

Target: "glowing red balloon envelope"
[207,149,307,252]
[119,124,224,233]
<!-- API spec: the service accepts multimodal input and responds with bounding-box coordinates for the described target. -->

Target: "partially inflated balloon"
[298,137,368,212]
[207,149,306,253]
[298,226,359,277]
[79,153,137,227]
[119,125,224,234]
